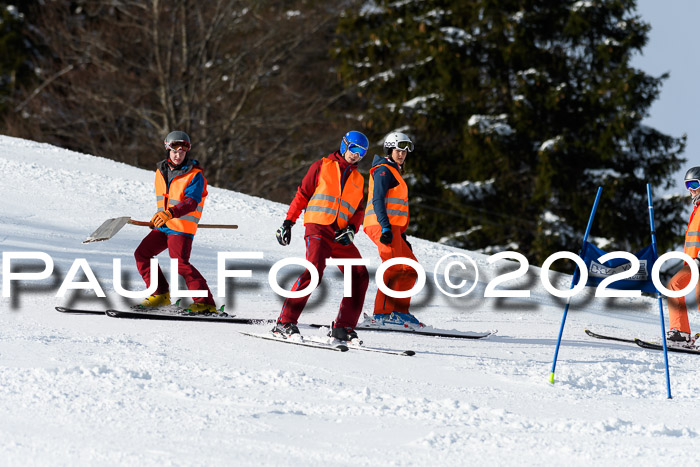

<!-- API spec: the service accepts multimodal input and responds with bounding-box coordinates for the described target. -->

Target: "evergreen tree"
[335,0,686,266]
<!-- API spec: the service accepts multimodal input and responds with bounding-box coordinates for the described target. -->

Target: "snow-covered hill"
[0,135,698,465]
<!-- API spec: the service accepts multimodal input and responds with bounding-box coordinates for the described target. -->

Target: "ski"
[585,329,700,354]
[584,329,637,344]
[55,306,105,315]
[347,343,415,356]
[238,331,349,352]
[105,307,274,325]
[309,314,493,339]
[303,336,415,356]
[634,339,700,355]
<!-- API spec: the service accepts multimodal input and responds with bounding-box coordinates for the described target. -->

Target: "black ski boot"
[666,328,693,348]
[328,321,362,344]
[271,321,300,339]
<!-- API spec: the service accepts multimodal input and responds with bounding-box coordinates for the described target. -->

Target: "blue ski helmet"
[339,131,369,159]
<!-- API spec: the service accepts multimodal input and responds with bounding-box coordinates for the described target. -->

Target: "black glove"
[276,220,294,246]
[380,229,393,245]
[334,225,356,245]
[401,233,412,251]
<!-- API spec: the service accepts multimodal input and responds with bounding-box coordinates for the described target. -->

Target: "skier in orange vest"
[133,131,218,314]
[274,131,370,342]
[363,131,424,327]
[666,166,700,347]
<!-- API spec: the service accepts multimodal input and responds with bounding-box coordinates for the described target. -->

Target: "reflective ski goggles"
[686,179,700,190]
[165,141,191,152]
[395,140,414,152]
[343,137,368,158]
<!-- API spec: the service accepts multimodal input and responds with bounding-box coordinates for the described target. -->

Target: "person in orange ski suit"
[666,166,700,347]
[363,131,424,327]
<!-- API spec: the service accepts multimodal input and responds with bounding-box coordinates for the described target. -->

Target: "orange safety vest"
[364,163,409,230]
[303,158,364,229]
[154,166,207,235]
[685,205,700,259]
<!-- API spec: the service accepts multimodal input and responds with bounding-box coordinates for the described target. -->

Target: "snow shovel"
[83,216,238,243]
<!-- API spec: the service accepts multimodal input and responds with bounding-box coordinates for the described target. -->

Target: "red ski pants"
[134,229,215,305]
[278,233,369,328]
[666,264,700,334]
[364,225,418,314]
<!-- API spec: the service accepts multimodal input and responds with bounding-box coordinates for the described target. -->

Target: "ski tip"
[548,372,555,384]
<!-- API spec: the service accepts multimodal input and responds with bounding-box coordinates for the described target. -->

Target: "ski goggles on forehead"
[395,140,414,152]
[686,179,700,190]
[165,141,191,151]
[344,137,368,158]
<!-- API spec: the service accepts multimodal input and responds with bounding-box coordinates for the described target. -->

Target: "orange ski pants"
[364,225,418,314]
[666,264,700,333]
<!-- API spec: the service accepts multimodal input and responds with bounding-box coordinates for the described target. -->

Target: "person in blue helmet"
[273,131,370,343]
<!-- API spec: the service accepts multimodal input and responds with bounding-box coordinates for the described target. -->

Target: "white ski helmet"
[384,131,414,155]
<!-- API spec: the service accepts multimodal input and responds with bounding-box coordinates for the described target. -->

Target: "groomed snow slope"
[0,135,698,466]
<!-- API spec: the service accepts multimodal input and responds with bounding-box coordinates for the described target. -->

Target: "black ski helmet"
[164,131,191,151]
[685,167,700,181]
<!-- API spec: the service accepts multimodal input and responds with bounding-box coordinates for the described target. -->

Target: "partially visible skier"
[133,131,218,314]
[274,131,370,343]
[363,131,425,328]
[666,166,700,348]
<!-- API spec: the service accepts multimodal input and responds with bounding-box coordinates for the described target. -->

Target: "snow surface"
[1,135,699,465]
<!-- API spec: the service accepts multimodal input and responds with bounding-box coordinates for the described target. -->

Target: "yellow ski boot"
[186,302,218,315]
[138,292,171,307]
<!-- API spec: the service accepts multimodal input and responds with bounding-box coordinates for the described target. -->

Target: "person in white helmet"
[363,131,424,327]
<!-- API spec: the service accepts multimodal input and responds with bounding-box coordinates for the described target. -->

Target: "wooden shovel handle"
[128,219,238,229]
[128,220,153,227]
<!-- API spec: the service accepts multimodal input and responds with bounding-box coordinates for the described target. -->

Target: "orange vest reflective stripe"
[303,158,364,228]
[364,163,409,230]
[154,167,207,235]
[685,205,700,258]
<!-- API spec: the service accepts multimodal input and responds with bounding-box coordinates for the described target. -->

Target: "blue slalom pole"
[549,186,603,384]
[647,183,672,399]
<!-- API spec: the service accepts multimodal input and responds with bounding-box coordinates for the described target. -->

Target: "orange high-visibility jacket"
[154,165,207,235]
[303,157,364,229]
[364,163,409,231]
[685,204,700,259]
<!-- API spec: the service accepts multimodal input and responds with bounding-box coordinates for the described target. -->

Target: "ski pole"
[549,186,602,384]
